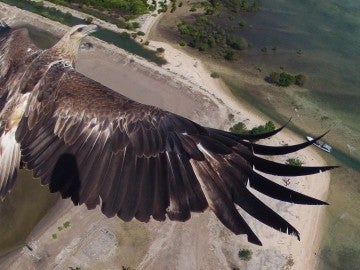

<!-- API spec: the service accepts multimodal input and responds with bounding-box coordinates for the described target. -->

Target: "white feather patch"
[0,130,21,199]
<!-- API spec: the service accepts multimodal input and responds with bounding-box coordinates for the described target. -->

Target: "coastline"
[0,2,330,269]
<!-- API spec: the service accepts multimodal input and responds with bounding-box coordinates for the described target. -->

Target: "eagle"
[0,21,335,246]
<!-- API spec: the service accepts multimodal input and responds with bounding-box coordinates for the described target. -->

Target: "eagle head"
[67,24,98,40]
[51,24,98,63]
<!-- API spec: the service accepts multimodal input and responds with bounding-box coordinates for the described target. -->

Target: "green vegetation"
[224,49,235,60]
[69,267,81,270]
[156,47,165,53]
[238,248,253,261]
[286,158,303,167]
[47,0,149,16]
[223,0,260,12]
[294,74,306,86]
[120,31,131,38]
[227,36,248,50]
[230,122,247,134]
[229,120,276,135]
[84,16,93,24]
[177,16,248,54]
[63,221,71,228]
[238,18,246,27]
[58,226,63,231]
[210,71,220,78]
[51,233,57,240]
[250,121,276,135]
[228,113,235,122]
[43,0,151,29]
[175,0,257,60]
[158,1,168,13]
[179,40,186,46]
[267,71,306,87]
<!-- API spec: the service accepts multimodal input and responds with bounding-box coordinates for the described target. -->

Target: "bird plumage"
[0,21,336,245]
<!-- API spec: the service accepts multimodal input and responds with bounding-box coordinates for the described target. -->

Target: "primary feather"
[0,21,336,245]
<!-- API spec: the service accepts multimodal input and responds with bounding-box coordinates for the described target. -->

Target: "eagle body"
[0,22,336,246]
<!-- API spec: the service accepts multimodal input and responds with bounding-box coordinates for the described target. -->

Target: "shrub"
[137,31,145,36]
[144,41,150,45]
[190,6,197,12]
[278,72,295,86]
[198,43,209,51]
[230,122,248,134]
[268,72,295,87]
[295,74,306,86]
[224,49,235,60]
[239,19,246,27]
[286,158,303,167]
[63,221,70,228]
[52,233,57,239]
[179,40,186,46]
[238,249,252,261]
[227,36,248,50]
[120,32,131,38]
[157,47,165,53]
[132,22,140,28]
[84,16,93,24]
[228,113,234,122]
[210,72,220,78]
[250,121,276,135]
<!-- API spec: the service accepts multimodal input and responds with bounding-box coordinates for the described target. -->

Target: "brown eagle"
[0,21,335,245]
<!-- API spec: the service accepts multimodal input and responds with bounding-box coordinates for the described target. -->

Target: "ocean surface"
[222,1,360,269]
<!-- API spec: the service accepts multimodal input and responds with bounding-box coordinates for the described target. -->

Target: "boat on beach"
[306,136,332,153]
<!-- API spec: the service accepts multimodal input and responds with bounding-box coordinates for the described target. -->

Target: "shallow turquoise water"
[224,1,360,269]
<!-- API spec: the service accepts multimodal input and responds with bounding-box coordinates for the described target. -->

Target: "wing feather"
[12,59,336,245]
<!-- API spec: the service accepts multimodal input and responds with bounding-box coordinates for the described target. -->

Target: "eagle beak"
[84,24,98,36]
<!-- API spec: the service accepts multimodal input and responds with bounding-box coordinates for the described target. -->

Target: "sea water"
[225,1,360,269]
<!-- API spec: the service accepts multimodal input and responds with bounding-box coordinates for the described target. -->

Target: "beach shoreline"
[0,2,331,269]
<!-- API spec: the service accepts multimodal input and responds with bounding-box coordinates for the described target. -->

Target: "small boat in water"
[306,136,332,153]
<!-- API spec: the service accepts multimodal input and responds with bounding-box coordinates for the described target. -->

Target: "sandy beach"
[0,2,331,270]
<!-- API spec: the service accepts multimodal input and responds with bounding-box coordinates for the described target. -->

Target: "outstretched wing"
[0,22,41,199]
[15,61,336,245]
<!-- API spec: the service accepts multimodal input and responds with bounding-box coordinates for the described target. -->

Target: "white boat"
[306,136,332,153]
